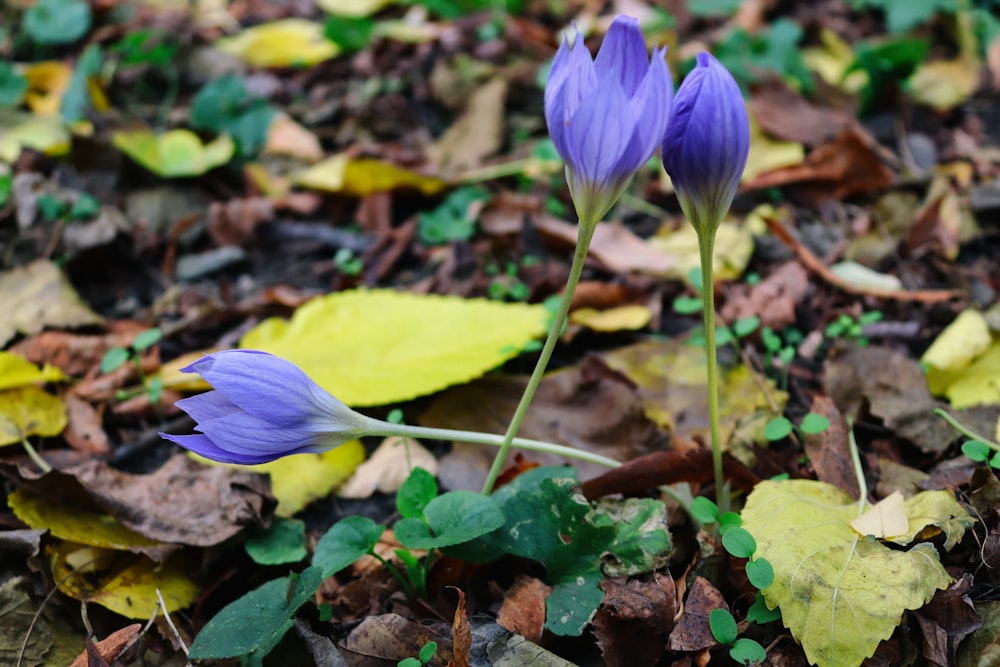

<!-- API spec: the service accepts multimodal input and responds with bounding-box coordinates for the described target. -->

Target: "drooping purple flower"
[661,52,749,234]
[545,15,673,223]
[160,350,373,465]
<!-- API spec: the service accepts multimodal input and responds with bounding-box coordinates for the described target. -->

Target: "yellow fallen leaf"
[216,18,340,68]
[316,0,395,16]
[49,543,198,618]
[922,309,991,374]
[9,487,162,551]
[570,305,652,332]
[338,437,438,498]
[743,479,959,666]
[743,107,805,182]
[0,352,66,391]
[155,349,215,392]
[937,341,1000,409]
[0,109,71,163]
[241,289,549,406]
[292,154,447,197]
[801,28,868,93]
[851,490,908,538]
[22,61,73,115]
[647,215,764,282]
[0,386,67,446]
[910,55,982,111]
[0,260,104,348]
[112,129,235,178]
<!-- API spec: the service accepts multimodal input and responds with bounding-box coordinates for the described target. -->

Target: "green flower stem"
[364,415,621,471]
[481,217,600,493]
[934,408,1000,449]
[21,439,51,474]
[697,230,727,513]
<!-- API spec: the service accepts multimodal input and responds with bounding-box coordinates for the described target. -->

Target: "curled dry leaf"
[338,436,439,498]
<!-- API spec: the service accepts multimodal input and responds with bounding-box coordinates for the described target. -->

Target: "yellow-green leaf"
[0,109,71,163]
[192,440,366,517]
[0,352,65,391]
[215,18,340,68]
[112,129,234,178]
[48,543,198,618]
[921,309,994,402]
[9,487,162,552]
[570,305,652,332]
[0,386,66,446]
[742,480,953,667]
[938,341,1000,409]
[240,289,549,406]
[743,108,805,182]
[890,489,974,551]
[317,0,395,17]
[292,154,447,197]
[647,215,764,282]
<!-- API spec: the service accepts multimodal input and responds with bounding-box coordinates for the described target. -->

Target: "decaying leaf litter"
[2,0,1000,665]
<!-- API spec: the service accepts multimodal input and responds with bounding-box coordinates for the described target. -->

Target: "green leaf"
[763,416,793,441]
[23,0,91,45]
[962,440,990,462]
[860,0,957,34]
[799,412,830,435]
[417,186,488,245]
[314,516,383,578]
[132,328,162,351]
[745,557,774,589]
[719,512,743,535]
[690,496,719,525]
[722,526,757,558]
[61,44,102,123]
[730,637,768,665]
[324,15,375,52]
[100,347,130,374]
[597,497,672,577]
[733,316,760,338]
[69,193,100,221]
[0,63,27,107]
[672,295,703,315]
[188,567,323,660]
[191,75,276,158]
[397,467,438,519]
[245,518,307,565]
[746,592,781,624]
[709,608,738,646]
[394,491,504,550]
[686,0,741,17]
[418,641,438,663]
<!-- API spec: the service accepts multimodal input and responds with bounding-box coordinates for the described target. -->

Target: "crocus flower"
[160,350,373,464]
[545,15,673,224]
[661,52,749,235]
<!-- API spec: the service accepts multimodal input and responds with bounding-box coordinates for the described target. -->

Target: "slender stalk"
[481,218,599,493]
[845,418,869,512]
[21,439,51,474]
[934,408,1000,449]
[697,231,726,513]
[361,406,621,471]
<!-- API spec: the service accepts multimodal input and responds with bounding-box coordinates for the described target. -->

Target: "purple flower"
[160,350,373,465]
[545,15,673,223]
[661,52,749,234]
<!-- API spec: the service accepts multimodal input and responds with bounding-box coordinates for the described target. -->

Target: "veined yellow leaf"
[215,19,339,68]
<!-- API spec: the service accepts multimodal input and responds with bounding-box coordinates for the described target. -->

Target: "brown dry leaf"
[745,126,894,201]
[497,575,550,643]
[68,625,141,667]
[62,391,109,455]
[422,359,666,490]
[802,395,859,498]
[62,454,274,547]
[750,80,853,146]
[338,436,438,498]
[720,261,809,331]
[429,77,508,175]
[340,613,453,664]
[593,575,676,667]
[913,574,982,667]
[11,322,150,377]
[449,587,471,667]
[906,175,973,260]
[668,576,726,652]
[532,215,676,277]
[264,113,323,161]
[0,260,104,347]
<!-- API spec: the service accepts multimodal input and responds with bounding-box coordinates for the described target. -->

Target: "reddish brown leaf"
[447,587,471,667]
[68,624,141,667]
[592,574,676,667]
[802,395,860,498]
[496,575,550,643]
[668,576,726,652]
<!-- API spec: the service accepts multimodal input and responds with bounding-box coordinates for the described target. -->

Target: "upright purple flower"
[661,52,749,234]
[545,15,673,224]
[160,350,373,465]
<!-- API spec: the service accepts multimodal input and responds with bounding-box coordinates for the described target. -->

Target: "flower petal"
[594,15,649,96]
[160,433,281,465]
[612,46,673,177]
[563,74,635,188]
[174,391,241,424]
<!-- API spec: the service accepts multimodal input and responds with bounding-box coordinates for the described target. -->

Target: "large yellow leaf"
[921,309,998,406]
[742,480,959,667]
[291,154,447,197]
[48,543,198,618]
[193,440,366,517]
[112,129,234,178]
[215,18,340,68]
[240,289,549,406]
[0,386,67,446]
[0,352,65,391]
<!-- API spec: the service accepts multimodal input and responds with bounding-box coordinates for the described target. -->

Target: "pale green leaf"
[741,480,952,667]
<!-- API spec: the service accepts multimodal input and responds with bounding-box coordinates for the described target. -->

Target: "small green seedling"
[398,641,438,667]
[101,328,164,404]
[334,248,364,276]
[417,186,489,245]
[824,310,882,347]
[764,411,831,443]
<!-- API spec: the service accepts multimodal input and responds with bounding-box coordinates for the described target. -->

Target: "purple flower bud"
[545,15,673,223]
[661,53,749,234]
[160,350,372,464]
